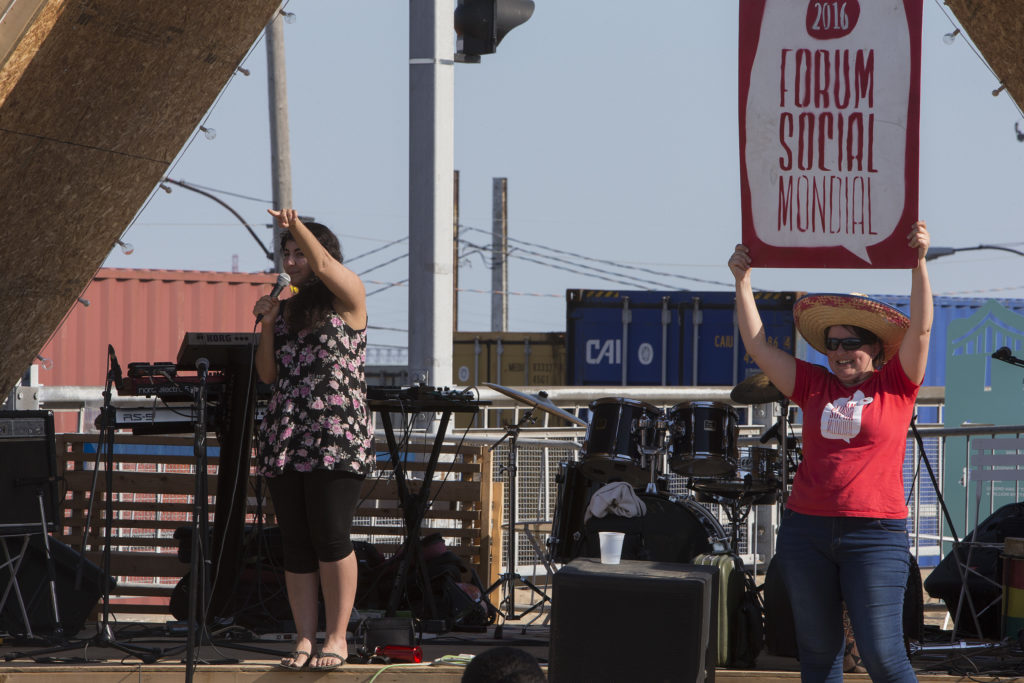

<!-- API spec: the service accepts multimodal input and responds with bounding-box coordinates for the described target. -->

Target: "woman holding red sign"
[728,220,931,682]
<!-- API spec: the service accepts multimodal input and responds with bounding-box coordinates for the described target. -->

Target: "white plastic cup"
[598,531,625,565]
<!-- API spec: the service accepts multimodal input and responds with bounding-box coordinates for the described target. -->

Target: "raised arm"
[729,244,796,397]
[269,209,367,330]
[898,221,932,385]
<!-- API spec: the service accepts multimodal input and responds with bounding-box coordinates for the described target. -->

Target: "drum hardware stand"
[4,346,164,664]
[719,497,755,555]
[485,409,552,638]
[640,414,669,495]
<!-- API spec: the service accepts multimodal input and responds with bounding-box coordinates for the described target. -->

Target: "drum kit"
[485,374,801,567]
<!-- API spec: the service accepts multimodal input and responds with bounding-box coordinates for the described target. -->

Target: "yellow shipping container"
[452,332,566,388]
[452,332,567,429]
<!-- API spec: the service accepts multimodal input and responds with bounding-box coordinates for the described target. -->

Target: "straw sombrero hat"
[793,293,910,361]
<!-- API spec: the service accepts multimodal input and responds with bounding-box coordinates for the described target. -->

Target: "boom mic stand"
[4,345,163,663]
[484,409,551,638]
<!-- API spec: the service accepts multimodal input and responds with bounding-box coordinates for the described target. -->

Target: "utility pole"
[265,11,292,273]
[408,0,455,387]
[491,177,508,332]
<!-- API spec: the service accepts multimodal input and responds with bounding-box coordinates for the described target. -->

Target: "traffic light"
[454,0,534,63]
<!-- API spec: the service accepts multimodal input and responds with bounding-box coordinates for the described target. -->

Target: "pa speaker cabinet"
[0,535,114,637]
[550,558,717,683]
[0,411,58,535]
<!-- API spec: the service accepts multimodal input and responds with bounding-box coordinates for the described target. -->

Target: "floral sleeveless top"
[256,306,374,478]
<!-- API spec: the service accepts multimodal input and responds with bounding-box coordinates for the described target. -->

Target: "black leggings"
[266,470,364,574]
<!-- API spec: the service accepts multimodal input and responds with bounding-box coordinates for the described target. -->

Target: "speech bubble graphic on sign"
[739,0,921,268]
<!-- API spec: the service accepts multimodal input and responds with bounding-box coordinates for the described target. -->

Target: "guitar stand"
[484,410,551,638]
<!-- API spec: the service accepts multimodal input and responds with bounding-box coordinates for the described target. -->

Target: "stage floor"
[0,617,1021,681]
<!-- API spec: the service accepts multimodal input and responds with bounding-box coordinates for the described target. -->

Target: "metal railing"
[27,384,1024,579]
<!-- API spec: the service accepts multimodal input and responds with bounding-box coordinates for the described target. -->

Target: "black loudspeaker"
[0,535,114,637]
[549,558,717,683]
[0,411,58,535]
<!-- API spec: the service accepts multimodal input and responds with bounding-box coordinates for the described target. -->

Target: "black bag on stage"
[923,502,1024,639]
[763,552,923,658]
[763,556,799,658]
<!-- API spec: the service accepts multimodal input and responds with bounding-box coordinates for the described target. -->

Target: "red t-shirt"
[786,355,920,518]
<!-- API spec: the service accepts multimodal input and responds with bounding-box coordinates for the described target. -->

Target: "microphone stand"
[160,352,282,671]
[992,348,1024,369]
[185,357,212,682]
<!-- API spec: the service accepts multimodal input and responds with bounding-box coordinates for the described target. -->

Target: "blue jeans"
[776,510,917,683]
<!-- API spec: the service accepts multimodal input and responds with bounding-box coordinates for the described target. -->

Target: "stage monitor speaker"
[0,410,58,535]
[0,534,114,637]
[549,558,717,683]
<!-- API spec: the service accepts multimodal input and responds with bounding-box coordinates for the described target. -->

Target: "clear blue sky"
[102,1,1024,359]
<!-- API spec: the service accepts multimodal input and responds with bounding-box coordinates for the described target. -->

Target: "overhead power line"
[460,224,733,289]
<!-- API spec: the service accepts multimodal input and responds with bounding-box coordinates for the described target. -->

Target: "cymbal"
[482,383,588,426]
[730,373,785,404]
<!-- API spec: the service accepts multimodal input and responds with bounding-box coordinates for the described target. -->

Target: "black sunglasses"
[825,337,867,351]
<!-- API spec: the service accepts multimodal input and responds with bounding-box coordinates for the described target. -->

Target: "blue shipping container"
[566,290,798,386]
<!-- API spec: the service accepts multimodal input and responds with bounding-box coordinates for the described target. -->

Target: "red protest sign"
[739,0,922,268]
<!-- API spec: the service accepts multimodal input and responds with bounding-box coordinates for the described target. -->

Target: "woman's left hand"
[908,220,929,261]
[268,208,300,230]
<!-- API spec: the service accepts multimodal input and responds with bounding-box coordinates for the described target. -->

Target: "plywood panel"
[0,0,282,395]
[946,1,1024,111]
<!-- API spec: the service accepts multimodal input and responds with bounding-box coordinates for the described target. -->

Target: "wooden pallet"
[55,434,501,618]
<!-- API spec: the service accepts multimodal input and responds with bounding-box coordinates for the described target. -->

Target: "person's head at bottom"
[462,646,546,682]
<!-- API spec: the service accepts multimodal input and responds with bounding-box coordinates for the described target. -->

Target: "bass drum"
[580,493,727,564]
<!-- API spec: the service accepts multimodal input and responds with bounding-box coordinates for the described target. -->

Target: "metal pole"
[491,178,508,332]
[265,12,292,273]
[661,297,670,386]
[621,297,631,386]
[409,0,455,388]
[454,169,460,333]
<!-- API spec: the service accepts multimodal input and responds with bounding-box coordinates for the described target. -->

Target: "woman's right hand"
[253,294,281,326]
[729,244,752,282]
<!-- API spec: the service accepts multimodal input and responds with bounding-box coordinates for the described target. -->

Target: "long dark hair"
[281,222,343,333]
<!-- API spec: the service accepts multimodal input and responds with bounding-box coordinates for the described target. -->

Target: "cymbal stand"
[4,346,163,664]
[777,398,791,504]
[484,409,551,638]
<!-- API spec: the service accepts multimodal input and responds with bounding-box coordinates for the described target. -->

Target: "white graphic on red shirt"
[821,391,874,443]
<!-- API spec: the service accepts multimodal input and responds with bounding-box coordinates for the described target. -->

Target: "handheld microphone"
[993,346,1013,361]
[256,272,291,323]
